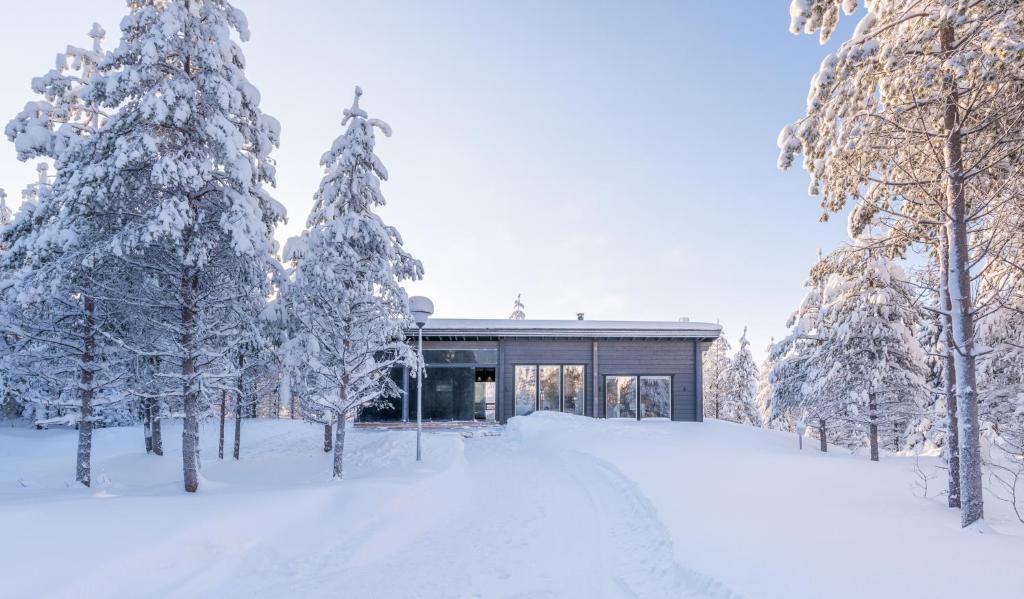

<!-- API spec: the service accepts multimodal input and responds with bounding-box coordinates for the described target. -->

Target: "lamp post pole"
[408,296,433,463]
[416,322,424,461]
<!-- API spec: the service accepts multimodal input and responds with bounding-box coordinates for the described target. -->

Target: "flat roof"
[416,318,721,340]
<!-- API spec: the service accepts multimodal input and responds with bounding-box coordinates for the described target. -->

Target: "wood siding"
[497,338,698,423]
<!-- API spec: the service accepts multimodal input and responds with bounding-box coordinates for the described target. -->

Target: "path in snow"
[267,432,735,599]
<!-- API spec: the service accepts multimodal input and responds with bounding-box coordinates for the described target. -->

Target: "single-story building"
[358,318,722,424]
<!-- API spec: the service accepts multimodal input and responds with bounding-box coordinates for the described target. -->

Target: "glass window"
[562,365,585,415]
[422,349,497,365]
[605,376,637,419]
[408,367,477,421]
[640,376,671,419]
[538,366,561,411]
[474,367,496,421]
[515,365,538,416]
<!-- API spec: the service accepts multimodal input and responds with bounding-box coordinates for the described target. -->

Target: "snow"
[2,415,1023,598]
[422,318,722,337]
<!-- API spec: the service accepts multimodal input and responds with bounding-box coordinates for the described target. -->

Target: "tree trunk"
[868,393,879,462]
[333,410,347,479]
[143,397,153,454]
[939,230,961,508]
[76,297,96,487]
[940,23,983,527]
[234,354,243,460]
[151,408,163,456]
[324,422,333,452]
[181,273,200,493]
[218,390,227,460]
[290,393,297,419]
[819,418,828,453]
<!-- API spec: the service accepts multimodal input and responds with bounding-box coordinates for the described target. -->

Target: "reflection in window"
[562,365,585,415]
[515,365,538,416]
[605,376,637,419]
[422,349,498,365]
[640,376,671,419]
[538,366,561,411]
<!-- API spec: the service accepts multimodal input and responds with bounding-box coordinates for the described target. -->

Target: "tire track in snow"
[561,450,742,599]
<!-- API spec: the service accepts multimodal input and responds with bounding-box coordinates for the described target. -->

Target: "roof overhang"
[408,319,722,342]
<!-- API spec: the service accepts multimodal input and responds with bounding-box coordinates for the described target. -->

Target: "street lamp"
[409,296,433,461]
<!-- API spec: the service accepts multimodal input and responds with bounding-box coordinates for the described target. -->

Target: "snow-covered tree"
[282,87,422,479]
[755,338,776,427]
[0,189,10,226]
[1,26,114,487]
[510,293,526,320]
[767,257,826,442]
[720,327,762,427]
[805,246,927,460]
[779,0,1024,525]
[702,331,731,420]
[70,0,285,492]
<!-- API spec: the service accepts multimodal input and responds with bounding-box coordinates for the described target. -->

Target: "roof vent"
[577,313,585,320]
[678,317,690,322]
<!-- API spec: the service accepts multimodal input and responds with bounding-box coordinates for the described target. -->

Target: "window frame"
[603,374,674,420]
[513,363,587,416]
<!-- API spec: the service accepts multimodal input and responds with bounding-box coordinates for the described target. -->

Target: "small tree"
[283,87,422,479]
[510,294,526,320]
[702,331,731,420]
[806,246,927,460]
[720,327,762,427]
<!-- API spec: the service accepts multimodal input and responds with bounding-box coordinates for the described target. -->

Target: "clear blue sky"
[0,1,860,360]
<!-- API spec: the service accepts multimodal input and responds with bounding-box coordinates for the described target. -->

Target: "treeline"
[0,1,419,492]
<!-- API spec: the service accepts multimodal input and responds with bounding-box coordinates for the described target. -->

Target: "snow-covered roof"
[416,318,721,340]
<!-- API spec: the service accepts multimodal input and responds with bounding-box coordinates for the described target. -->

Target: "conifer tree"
[721,327,762,427]
[72,0,285,492]
[510,294,526,320]
[780,0,1024,525]
[282,87,422,479]
[702,332,731,420]
[1,26,112,486]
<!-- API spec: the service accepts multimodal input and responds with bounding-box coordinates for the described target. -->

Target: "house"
[358,318,722,424]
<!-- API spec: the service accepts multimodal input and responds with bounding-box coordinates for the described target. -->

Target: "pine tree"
[720,327,762,426]
[755,338,776,427]
[702,331,731,420]
[71,0,285,492]
[282,87,422,479]
[510,293,526,320]
[1,26,113,487]
[805,246,927,460]
[779,0,1024,525]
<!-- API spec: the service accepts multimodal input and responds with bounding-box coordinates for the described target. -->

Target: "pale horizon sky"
[0,1,861,361]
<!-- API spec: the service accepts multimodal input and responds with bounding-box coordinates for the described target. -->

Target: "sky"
[0,1,862,361]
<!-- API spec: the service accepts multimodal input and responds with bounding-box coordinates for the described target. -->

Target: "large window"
[640,376,671,419]
[605,376,637,419]
[605,375,672,419]
[515,364,586,415]
[538,366,561,411]
[562,365,585,415]
[515,365,538,416]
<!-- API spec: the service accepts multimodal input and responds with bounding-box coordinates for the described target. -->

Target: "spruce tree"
[282,87,422,479]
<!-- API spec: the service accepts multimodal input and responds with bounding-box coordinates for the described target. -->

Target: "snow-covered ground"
[1,414,1022,598]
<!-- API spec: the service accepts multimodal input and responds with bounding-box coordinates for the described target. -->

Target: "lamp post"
[409,296,434,461]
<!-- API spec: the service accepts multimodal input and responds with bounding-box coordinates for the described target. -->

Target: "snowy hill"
[1,414,1022,598]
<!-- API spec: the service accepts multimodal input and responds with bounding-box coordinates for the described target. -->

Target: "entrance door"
[474,367,496,421]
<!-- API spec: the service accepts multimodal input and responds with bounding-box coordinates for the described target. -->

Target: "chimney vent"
[577,313,584,321]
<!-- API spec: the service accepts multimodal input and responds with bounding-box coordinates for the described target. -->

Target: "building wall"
[497,338,699,423]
